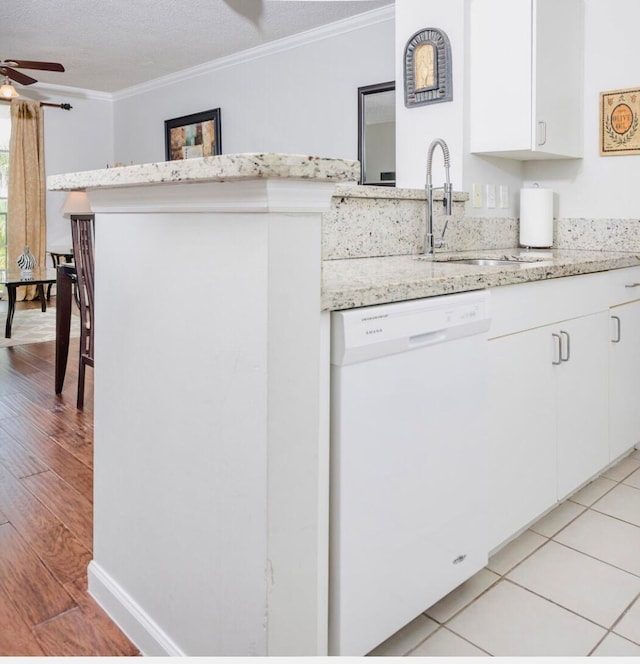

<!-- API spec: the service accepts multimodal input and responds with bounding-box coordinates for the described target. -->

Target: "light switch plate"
[485,184,496,209]
[472,184,483,208]
[499,185,509,208]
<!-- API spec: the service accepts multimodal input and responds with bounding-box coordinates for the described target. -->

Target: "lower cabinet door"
[609,300,640,460]
[488,326,557,552]
[556,312,610,500]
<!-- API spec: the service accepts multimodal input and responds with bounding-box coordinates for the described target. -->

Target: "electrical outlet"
[472,183,483,208]
[499,185,509,209]
[485,184,496,209]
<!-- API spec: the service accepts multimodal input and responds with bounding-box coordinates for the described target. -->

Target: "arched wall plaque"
[404,27,452,108]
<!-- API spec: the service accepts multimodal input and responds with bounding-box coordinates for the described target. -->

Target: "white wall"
[397,0,640,221]
[112,8,394,166]
[39,8,393,251]
[524,0,640,218]
[41,0,640,239]
[395,0,467,190]
[42,87,114,248]
[395,0,527,218]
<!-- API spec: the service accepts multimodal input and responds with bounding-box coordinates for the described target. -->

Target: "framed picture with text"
[600,88,640,156]
[164,108,222,161]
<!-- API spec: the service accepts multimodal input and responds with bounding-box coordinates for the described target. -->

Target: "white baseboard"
[88,560,185,656]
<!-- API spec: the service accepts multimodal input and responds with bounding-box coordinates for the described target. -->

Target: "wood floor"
[0,298,139,656]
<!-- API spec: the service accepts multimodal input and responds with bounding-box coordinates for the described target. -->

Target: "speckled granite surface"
[323,184,517,259]
[47,153,360,191]
[323,189,434,259]
[322,248,640,311]
[321,187,640,309]
[46,158,640,313]
[556,218,640,252]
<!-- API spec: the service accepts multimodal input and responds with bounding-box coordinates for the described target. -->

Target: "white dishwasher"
[329,290,491,656]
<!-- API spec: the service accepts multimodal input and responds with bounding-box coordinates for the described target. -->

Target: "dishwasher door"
[329,291,491,656]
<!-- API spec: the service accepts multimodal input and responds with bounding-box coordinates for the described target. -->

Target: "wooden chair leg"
[77,357,86,410]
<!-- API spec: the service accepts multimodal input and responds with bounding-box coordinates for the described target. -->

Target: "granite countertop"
[47,153,360,191]
[322,248,640,311]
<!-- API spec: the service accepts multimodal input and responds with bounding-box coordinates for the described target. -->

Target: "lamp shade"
[61,191,92,217]
[0,81,18,99]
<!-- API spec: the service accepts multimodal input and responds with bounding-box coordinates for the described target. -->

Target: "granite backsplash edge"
[323,185,640,260]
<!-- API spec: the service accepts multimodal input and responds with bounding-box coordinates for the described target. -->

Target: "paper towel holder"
[519,183,554,249]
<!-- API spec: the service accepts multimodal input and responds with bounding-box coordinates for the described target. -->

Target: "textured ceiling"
[1,0,393,94]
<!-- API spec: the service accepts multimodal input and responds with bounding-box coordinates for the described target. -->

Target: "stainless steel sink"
[437,253,554,267]
[446,258,522,266]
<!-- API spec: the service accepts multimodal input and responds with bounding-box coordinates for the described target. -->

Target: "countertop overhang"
[322,248,640,311]
[47,152,360,191]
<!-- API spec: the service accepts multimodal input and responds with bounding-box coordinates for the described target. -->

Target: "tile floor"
[368,448,640,657]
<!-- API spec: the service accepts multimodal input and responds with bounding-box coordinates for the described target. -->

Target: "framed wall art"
[164,108,222,161]
[404,28,452,108]
[600,88,640,156]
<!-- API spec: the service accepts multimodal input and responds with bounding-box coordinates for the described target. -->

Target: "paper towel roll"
[519,188,554,248]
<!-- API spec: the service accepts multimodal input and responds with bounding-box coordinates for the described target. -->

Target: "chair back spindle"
[70,214,95,409]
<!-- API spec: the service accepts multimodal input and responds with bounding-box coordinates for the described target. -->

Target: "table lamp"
[61,191,93,217]
[61,192,92,253]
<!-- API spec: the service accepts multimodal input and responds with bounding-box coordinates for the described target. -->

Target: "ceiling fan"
[0,59,65,99]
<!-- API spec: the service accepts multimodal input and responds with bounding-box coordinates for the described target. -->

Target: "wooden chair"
[47,249,74,300]
[70,214,95,409]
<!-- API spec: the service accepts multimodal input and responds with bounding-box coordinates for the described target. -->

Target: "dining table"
[1,267,57,338]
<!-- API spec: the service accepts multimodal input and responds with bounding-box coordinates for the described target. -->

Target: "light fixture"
[0,78,19,99]
[61,191,93,217]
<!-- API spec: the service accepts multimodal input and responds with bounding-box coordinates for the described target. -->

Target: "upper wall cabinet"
[469,0,584,160]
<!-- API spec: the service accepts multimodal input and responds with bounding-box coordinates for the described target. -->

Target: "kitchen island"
[48,154,640,656]
[49,153,358,657]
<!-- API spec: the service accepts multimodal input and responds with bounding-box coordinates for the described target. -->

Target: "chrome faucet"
[424,138,452,258]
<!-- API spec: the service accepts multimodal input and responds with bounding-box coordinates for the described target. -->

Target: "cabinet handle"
[612,315,622,343]
[625,283,640,288]
[560,330,571,362]
[552,333,562,365]
[537,121,547,146]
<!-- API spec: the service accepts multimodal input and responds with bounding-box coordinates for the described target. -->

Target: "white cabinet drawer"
[608,266,640,306]
[489,271,609,339]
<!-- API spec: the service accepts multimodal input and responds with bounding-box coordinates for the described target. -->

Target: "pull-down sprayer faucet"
[424,138,452,258]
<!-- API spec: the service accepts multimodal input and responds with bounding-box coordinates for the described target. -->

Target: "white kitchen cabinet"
[470,0,584,160]
[609,300,640,459]
[488,274,610,550]
[555,312,609,499]
[609,271,640,461]
[488,326,557,551]
[488,312,609,549]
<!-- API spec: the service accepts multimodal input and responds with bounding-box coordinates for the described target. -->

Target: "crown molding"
[113,4,394,101]
[26,82,113,103]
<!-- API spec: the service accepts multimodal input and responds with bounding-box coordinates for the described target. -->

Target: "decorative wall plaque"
[600,87,640,156]
[404,28,452,108]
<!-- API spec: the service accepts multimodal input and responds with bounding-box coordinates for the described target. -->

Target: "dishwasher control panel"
[331,290,491,366]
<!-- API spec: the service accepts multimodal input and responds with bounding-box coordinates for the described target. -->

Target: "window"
[0,104,9,288]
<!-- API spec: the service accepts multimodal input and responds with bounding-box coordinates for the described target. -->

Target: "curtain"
[7,99,46,301]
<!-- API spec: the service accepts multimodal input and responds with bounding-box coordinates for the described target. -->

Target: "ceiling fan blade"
[0,66,38,85]
[4,59,65,72]
[223,0,263,27]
